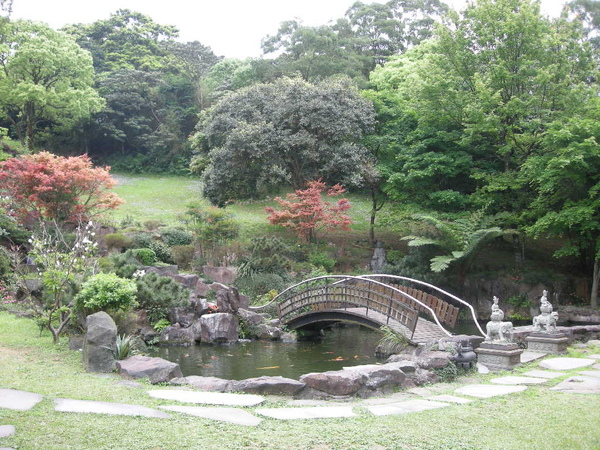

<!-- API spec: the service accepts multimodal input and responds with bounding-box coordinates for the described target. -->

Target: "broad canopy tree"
[193,77,375,206]
[0,20,104,151]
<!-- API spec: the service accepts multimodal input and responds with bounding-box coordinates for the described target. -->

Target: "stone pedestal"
[474,343,523,372]
[526,333,569,354]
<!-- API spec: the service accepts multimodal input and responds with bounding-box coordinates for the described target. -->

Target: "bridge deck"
[341,308,448,343]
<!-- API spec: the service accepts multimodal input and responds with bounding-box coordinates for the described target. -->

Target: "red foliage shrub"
[265,179,352,243]
[0,152,123,225]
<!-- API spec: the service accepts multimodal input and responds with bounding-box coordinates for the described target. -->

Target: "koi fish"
[256,366,280,370]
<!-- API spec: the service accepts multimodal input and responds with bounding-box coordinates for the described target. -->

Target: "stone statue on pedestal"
[484,296,514,343]
[532,290,559,333]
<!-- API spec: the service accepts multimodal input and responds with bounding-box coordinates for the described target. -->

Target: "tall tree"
[193,77,375,206]
[0,20,104,151]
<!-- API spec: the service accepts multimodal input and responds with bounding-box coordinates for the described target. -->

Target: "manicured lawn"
[1,311,599,449]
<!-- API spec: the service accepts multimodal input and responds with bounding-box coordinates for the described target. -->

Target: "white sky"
[11,0,567,59]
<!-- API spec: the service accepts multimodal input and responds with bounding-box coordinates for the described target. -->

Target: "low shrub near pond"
[135,272,190,324]
[74,273,137,316]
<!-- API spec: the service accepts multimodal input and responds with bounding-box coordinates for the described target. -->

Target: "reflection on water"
[152,325,383,380]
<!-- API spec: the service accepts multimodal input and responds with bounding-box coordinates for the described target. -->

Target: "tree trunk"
[591,258,599,308]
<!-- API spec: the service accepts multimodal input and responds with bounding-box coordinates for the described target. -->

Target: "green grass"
[1,311,599,449]
[110,174,382,236]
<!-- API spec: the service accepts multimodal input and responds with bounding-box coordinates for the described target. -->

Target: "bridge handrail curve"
[359,274,486,337]
[256,275,453,338]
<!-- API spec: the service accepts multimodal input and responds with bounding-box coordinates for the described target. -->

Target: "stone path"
[2,351,600,448]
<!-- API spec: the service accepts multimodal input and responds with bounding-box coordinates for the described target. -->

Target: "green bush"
[170,245,195,269]
[160,228,193,247]
[307,250,336,273]
[149,240,173,264]
[0,246,12,283]
[103,233,133,251]
[235,272,288,304]
[237,236,292,278]
[74,273,138,315]
[135,272,190,323]
[130,232,153,249]
[109,250,144,278]
[130,248,156,266]
[185,203,240,244]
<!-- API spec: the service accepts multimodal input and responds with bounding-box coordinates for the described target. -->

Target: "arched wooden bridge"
[253,275,485,344]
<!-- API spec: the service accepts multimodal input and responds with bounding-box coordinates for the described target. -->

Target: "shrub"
[103,233,133,252]
[376,325,409,356]
[171,245,195,270]
[108,250,144,278]
[235,272,287,304]
[130,248,156,266]
[184,203,240,245]
[144,220,163,231]
[149,240,172,264]
[160,228,193,247]
[135,272,190,323]
[114,334,142,360]
[236,236,292,278]
[307,250,336,273]
[74,273,138,315]
[153,318,171,331]
[0,246,12,283]
[130,232,153,249]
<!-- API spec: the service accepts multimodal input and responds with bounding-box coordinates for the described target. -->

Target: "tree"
[0,152,123,226]
[523,101,600,307]
[194,77,375,206]
[265,179,352,243]
[0,20,104,151]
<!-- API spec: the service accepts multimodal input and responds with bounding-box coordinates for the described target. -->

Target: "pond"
[152,325,384,380]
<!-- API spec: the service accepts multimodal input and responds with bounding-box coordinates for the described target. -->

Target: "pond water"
[152,325,384,380]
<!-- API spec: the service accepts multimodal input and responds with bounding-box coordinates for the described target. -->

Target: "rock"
[257,324,283,340]
[388,351,452,370]
[369,240,386,273]
[194,279,211,297]
[190,319,203,342]
[168,306,196,328]
[177,376,231,392]
[299,370,364,396]
[116,355,182,384]
[192,297,211,316]
[203,266,237,285]
[83,311,117,373]
[140,326,159,343]
[216,289,234,313]
[343,363,406,393]
[228,376,306,396]
[237,308,266,326]
[200,313,239,343]
[144,265,179,277]
[281,332,298,343]
[172,274,199,290]
[215,286,248,313]
[159,324,195,346]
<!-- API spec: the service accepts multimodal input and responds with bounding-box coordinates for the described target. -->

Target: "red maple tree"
[265,179,352,243]
[0,152,123,226]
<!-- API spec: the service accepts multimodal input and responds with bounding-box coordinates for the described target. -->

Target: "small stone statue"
[532,290,558,333]
[485,296,514,343]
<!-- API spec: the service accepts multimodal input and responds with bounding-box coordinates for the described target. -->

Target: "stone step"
[490,376,548,385]
[539,358,596,371]
[255,406,356,420]
[366,399,450,416]
[147,390,265,406]
[54,398,170,419]
[0,389,43,411]
[160,405,262,426]
[454,384,528,398]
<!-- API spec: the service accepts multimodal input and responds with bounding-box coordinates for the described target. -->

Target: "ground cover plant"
[0,311,599,449]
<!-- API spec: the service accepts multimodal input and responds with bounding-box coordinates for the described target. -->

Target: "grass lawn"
[1,311,599,449]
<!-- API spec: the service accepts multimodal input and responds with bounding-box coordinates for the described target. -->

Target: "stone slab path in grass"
[1,351,600,448]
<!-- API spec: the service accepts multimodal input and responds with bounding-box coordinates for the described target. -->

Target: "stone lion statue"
[532,290,559,333]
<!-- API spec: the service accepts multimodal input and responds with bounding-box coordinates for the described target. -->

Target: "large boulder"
[299,370,364,396]
[172,274,199,290]
[200,313,239,343]
[228,376,305,396]
[203,266,237,285]
[159,324,195,346]
[167,306,197,328]
[237,308,266,326]
[182,376,231,392]
[144,265,179,277]
[83,311,117,373]
[388,351,452,370]
[256,324,283,341]
[116,355,182,384]
[343,363,406,393]
[215,286,249,313]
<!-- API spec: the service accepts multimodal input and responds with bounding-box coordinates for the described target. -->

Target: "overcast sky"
[11,0,567,59]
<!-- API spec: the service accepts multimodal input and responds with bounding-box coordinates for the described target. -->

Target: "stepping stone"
[54,398,170,418]
[454,384,527,398]
[0,389,43,411]
[160,405,262,426]
[594,364,600,370]
[520,351,547,363]
[148,390,264,407]
[578,371,600,379]
[427,395,472,404]
[490,376,548,385]
[522,370,565,379]
[588,354,600,360]
[255,406,356,420]
[367,399,449,416]
[407,387,432,396]
[539,358,596,371]
[550,376,600,394]
[0,425,15,438]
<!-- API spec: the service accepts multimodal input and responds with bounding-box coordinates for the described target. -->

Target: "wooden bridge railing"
[277,278,421,337]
